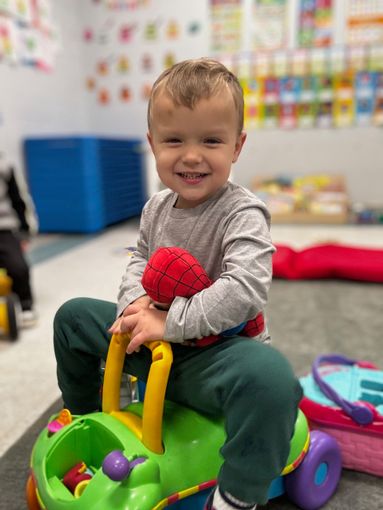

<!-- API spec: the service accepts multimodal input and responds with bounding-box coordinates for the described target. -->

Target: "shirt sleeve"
[164,205,275,342]
[7,166,37,239]
[116,204,150,317]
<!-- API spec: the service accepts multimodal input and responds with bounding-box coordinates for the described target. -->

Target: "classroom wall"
[0,0,382,205]
[81,0,209,138]
[0,1,90,173]
[234,127,382,205]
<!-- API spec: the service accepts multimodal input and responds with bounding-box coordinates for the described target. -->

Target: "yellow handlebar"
[102,334,173,454]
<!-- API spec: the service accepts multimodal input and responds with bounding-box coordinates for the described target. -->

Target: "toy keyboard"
[300,354,383,477]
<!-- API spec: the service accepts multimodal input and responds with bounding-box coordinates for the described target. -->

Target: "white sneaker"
[21,310,38,328]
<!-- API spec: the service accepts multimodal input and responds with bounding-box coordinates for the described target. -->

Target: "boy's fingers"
[120,316,134,333]
[123,304,140,316]
[126,334,143,354]
[108,318,121,333]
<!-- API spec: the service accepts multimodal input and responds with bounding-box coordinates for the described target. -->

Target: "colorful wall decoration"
[0,0,59,69]
[213,0,383,131]
[346,0,383,45]
[298,0,334,48]
[236,46,383,130]
[210,0,243,53]
[83,0,204,106]
[81,0,383,132]
[252,0,289,50]
[103,0,149,9]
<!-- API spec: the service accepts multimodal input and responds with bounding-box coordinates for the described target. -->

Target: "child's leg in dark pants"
[53,297,153,414]
[167,339,303,506]
[0,231,33,310]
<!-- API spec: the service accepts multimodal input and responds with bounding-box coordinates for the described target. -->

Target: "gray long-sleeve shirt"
[117,181,275,343]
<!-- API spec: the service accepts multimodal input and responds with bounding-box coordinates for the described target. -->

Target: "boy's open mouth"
[177,172,208,181]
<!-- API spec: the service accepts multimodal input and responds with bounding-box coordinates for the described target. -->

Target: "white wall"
[234,127,383,204]
[0,1,90,175]
[0,0,382,204]
[81,0,209,137]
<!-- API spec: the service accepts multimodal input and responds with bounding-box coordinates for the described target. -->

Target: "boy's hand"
[109,295,152,335]
[129,295,152,310]
[122,303,167,354]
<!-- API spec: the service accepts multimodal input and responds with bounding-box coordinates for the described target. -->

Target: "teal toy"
[27,335,342,510]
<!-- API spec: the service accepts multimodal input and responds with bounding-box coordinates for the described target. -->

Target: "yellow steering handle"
[102,334,173,454]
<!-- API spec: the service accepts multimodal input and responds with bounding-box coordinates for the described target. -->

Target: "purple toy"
[102,450,146,481]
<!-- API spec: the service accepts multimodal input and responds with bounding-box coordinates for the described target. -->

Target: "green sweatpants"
[53,297,302,505]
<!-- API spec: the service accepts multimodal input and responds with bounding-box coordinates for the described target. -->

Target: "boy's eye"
[205,138,221,145]
[164,138,181,144]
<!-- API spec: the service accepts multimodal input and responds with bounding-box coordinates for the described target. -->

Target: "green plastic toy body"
[29,400,225,509]
[27,335,340,510]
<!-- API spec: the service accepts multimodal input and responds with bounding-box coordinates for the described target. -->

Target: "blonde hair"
[147,58,244,135]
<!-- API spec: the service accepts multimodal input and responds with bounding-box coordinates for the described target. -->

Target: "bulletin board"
[0,0,59,69]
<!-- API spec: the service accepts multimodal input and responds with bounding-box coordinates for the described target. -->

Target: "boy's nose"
[182,145,202,165]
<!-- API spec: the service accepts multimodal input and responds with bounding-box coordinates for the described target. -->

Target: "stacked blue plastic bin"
[24,137,147,233]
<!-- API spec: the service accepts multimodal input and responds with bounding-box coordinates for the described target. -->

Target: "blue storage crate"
[24,136,147,233]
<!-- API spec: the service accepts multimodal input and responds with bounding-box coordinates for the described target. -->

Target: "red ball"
[142,247,212,304]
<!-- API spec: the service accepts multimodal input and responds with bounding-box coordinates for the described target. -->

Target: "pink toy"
[47,409,72,434]
[300,354,383,477]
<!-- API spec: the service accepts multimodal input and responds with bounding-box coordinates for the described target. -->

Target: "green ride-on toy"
[27,334,342,510]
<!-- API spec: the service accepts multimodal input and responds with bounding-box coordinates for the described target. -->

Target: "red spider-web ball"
[142,246,212,304]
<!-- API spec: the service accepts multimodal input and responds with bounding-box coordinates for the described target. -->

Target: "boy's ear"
[232,131,247,163]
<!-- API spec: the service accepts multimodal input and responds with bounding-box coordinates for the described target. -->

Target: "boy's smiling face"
[147,86,246,209]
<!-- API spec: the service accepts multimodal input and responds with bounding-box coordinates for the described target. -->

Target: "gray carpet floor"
[1,279,382,509]
[263,279,383,509]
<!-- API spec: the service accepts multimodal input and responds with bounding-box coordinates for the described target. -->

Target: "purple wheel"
[102,450,131,481]
[284,430,341,510]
